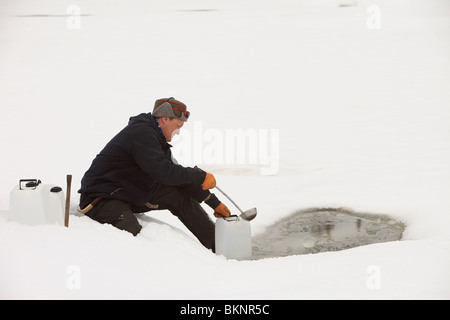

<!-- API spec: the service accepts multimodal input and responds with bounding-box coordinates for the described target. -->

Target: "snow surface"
[1,0,450,299]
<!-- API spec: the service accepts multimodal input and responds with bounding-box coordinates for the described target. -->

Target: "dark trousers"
[79,186,216,252]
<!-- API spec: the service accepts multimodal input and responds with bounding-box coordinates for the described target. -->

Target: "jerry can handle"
[223,215,239,222]
[19,179,42,190]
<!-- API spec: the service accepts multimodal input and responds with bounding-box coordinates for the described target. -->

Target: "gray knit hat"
[153,97,190,122]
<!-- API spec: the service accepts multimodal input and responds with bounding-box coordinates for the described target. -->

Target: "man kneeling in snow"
[78,97,230,252]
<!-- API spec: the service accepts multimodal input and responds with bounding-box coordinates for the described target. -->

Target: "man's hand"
[202,172,216,190]
[214,203,231,218]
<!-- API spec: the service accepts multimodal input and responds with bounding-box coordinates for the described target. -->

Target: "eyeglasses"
[172,107,190,119]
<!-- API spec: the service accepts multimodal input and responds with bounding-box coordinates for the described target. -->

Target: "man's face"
[159,117,184,142]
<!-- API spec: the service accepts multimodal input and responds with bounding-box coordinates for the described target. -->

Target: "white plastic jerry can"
[9,179,65,226]
[215,215,252,260]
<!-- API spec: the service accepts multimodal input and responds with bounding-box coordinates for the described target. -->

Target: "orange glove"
[214,203,231,218]
[202,172,216,190]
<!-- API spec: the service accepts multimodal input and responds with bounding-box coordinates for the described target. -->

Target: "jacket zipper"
[110,187,123,195]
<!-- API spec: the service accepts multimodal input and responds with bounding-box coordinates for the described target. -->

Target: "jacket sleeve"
[128,125,205,187]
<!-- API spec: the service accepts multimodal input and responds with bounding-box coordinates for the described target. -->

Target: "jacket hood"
[128,112,154,126]
[128,112,169,147]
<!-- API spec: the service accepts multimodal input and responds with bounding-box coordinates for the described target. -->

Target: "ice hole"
[252,208,405,259]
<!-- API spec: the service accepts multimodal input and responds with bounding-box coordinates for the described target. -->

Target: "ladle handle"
[215,186,244,214]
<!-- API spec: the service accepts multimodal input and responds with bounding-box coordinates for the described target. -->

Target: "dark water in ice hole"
[251,208,405,259]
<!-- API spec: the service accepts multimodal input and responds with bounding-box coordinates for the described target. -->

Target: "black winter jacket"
[78,113,207,206]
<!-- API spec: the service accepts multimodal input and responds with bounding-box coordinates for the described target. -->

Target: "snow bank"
[1,211,448,300]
